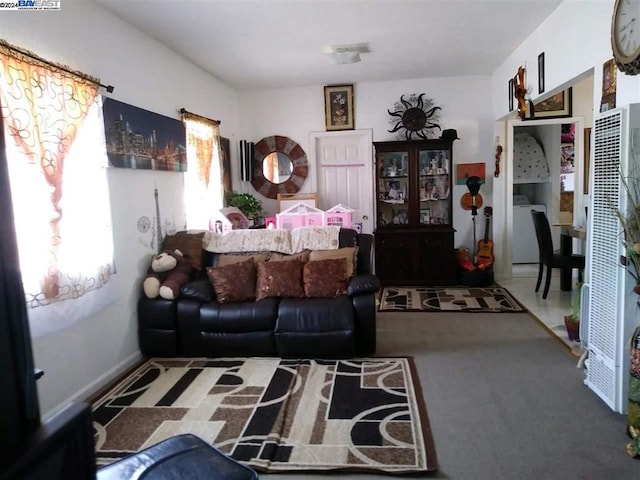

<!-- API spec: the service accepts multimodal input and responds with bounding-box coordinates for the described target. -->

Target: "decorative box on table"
[325,204,354,228]
[276,202,325,230]
[209,207,249,233]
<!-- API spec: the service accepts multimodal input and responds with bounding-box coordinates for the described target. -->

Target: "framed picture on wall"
[324,84,354,131]
[538,52,545,94]
[508,79,514,111]
[103,98,187,171]
[533,87,572,119]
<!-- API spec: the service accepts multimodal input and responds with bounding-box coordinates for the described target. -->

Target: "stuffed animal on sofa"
[143,249,192,300]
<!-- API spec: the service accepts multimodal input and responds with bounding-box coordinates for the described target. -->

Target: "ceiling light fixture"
[323,43,370,65]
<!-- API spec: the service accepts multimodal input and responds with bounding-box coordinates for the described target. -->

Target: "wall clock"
[137,216,151,233]
[611,0,640,75]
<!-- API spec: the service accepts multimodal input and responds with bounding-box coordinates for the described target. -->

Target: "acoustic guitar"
[477,207,494,270]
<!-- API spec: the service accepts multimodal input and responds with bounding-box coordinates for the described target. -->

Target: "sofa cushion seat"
[275,296,355,357]
[195,298,279,356]
[200,298,278,332]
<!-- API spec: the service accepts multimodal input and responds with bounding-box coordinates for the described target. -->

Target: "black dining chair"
[530,210,585,299]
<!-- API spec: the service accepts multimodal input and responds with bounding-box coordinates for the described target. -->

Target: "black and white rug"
[379,286,526,313]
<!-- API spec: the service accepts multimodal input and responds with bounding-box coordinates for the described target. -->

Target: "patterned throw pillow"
[303,258,348,298]
[308,247,358,278]
[163,231,206,270]
[206,258,257,304]
[255,260,305,301]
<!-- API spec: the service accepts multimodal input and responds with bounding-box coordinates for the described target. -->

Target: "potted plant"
[564,281,582,342]
[225,191,263,224]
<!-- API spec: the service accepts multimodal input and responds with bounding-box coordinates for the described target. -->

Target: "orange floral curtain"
[0,42,114,307]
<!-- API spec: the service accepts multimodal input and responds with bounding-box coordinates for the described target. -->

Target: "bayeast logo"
[17,0,61,9]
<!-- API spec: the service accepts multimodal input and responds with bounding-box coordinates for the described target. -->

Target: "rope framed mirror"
[251,135,308,199]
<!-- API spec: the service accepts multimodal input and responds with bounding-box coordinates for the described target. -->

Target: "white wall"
[490,0,640,279]
[240,76,494,249]
[0,1,239,417]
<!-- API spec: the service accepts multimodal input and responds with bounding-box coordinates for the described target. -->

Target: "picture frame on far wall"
[324,84,354,131]
[538,52,545,94]
[508,79,514,111]
[533,87,572,119]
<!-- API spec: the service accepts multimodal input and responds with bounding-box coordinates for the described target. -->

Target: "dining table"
[558,224,586,291]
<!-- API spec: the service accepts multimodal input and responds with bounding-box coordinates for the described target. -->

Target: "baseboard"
[42,351,143,421]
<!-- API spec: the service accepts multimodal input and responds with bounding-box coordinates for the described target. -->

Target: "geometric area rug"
[92,357,438,474]
[379,286,526,313]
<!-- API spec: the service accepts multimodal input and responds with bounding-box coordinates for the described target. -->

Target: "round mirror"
[251,135,308,199]
[262,152,293,184]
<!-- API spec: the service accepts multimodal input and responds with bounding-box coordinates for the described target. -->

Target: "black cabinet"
[374,140,456,285]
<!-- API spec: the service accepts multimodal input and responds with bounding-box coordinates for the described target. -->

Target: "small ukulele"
[477,207,494,270]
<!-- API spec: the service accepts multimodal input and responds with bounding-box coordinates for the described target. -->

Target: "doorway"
[504,116,585,276]
[311,129,375,233]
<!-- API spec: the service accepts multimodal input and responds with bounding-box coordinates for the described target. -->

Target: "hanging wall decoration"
[103,98,187,171]
[387,93,441,140]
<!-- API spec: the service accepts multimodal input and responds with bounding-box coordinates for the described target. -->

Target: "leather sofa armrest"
[356,233,374,274]
[181,279,215,302]
[347,273,380,296]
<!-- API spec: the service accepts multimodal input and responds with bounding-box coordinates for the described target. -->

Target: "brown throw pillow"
[255,260,305,301]
[217,253,268,266]
[206,258,257,304]
[303,258,348,298]
[268,251,310,263]
[163,232,205,270]
[309,247,358,277]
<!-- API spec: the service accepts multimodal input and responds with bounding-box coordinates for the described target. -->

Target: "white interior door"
[311,129,374,233]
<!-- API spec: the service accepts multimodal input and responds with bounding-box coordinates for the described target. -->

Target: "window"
[182,112,223,229]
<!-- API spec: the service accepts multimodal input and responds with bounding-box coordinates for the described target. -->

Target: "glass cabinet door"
[376,151,409,226]
[418,149,450,226]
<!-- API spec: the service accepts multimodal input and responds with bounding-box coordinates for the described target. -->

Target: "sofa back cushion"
[216,253,268,266]
[268,251,310,263]
[255,260,305,301]
[206,258,257,303]
[163,231,208,270]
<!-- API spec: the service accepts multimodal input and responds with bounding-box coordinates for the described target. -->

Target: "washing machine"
[513,195,545,263]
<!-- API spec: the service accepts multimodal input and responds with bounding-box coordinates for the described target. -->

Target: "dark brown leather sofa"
[137,229,380,358]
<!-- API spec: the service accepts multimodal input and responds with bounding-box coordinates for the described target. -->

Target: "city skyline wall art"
[103,98,187,171]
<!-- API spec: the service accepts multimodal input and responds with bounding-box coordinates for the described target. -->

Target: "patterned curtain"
[182,111,223,229]
[0,42,114,308]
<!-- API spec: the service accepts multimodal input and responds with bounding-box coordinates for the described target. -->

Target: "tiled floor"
[497,264,582,356]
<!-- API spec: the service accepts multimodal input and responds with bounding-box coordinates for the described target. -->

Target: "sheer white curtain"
[0,45,116,335]
[183,114,223,229]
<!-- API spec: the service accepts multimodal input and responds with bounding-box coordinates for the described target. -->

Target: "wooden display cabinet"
[374,139,456,285]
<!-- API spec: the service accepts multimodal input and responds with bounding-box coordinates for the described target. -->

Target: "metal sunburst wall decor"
[387,93,441,140]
